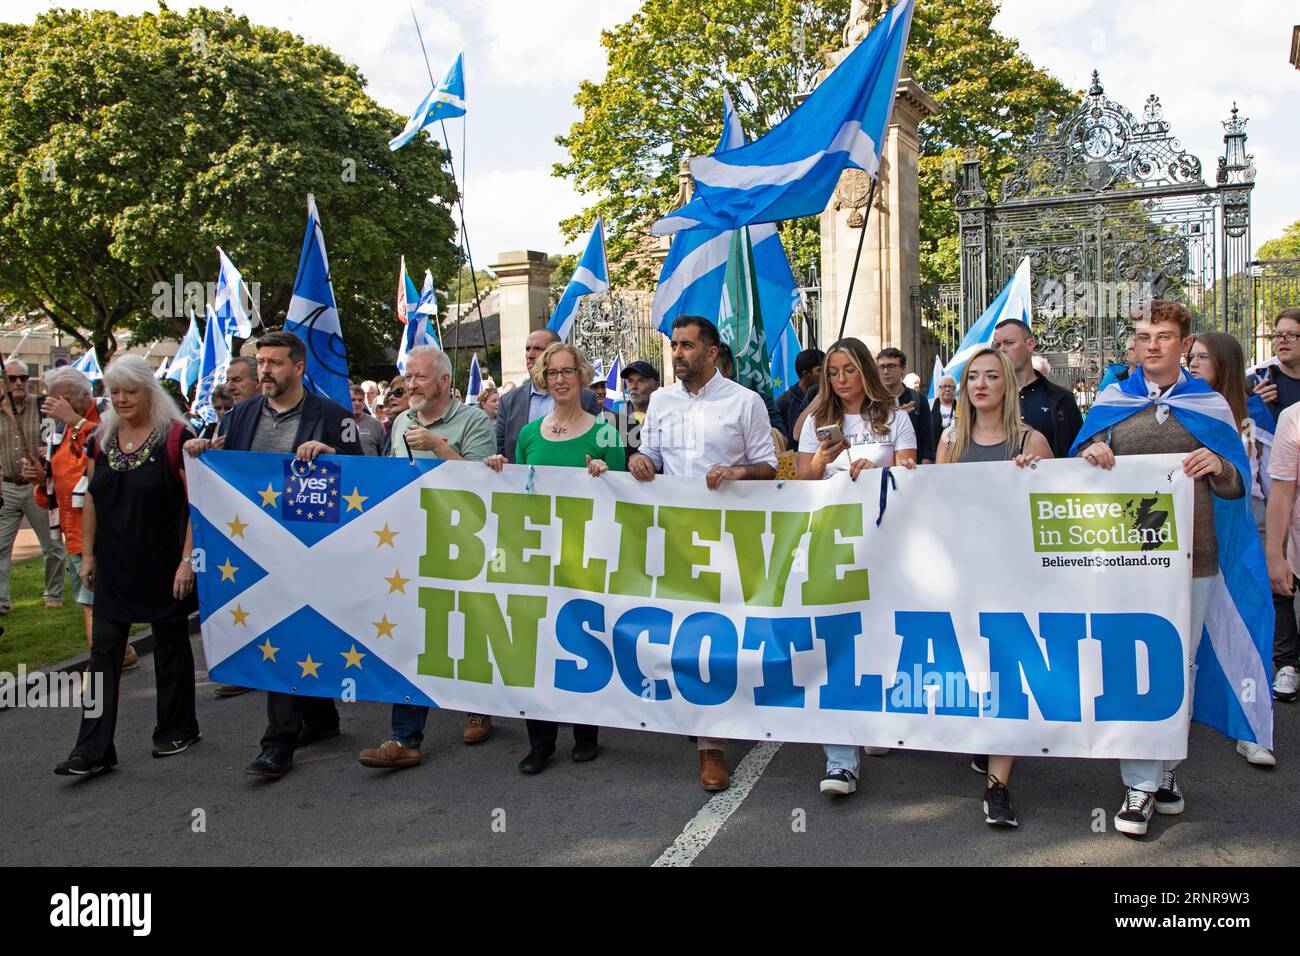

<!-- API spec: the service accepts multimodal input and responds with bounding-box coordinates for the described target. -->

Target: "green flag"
[719,226,773,399]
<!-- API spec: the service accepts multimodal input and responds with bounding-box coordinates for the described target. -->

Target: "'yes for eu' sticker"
[281,459,341,524]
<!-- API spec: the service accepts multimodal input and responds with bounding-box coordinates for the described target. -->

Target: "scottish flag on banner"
[167,308,204,395]
[943,256,1033,389]
[1070,367,1275,749]
[653,92,800,339]
[284,194,351,408]
[71,347,102,382]
[547,218,609,341]
[770,320,801,398]
[466,353,484,405]
[652,0,914,234]
[193,305,231,424]
[389,50,466,151]
[214,247,254,338]
[187,451,441,706]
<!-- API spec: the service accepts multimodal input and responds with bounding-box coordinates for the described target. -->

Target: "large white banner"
[188,451,1195,760]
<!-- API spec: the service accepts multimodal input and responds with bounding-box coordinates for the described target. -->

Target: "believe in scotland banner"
[187,453,1202,760]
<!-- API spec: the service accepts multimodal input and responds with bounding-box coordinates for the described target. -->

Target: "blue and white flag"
[943,256,1033,389]
[71,347,102,382]
[466,353,484,406]
[166,308,204,396]
[926,354,944,403]
[653,91,801,339]
[284,194,351,408]
[193,304,232,424]
[213,247,255,338]
[603,354,623,411]
[770,320,802,398]
[1070,367,1274,749]
[154,355,171,380]
[652,0,914,235]
[547,218,609,342]
[397,271,440,374]
[389,50,466,151]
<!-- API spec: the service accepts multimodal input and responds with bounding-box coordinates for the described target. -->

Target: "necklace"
[120,423,150,451]
[548,409,585,437]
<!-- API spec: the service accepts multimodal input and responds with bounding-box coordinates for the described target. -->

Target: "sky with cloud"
[7,0,1298,272]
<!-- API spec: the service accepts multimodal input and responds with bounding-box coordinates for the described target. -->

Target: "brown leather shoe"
[358,740,421,769]
[462,713,492,745]
[214,684,252,698]
[121,644,139,670]
[699,749,730,791]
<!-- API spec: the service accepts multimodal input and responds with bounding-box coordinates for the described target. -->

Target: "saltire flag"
[193,304,232,424]
[603,354,623,411]
[547,218,609,342]
[770,319,802,398]
[652,0,914,235]
[187,451,443,706]
[154,355,171,380]
[284,194,351,408]
[719,227,773,399]
[388,49,466,151]
[1070,367,1274,749]
[166,307,204,396]
[71,347,102,382]
[466,353,484,405]
[653,91,800,341]
[214,247,255,338]
[942,256,1033,389]
[926,354,944,403]
[414,270,441,348]
[592,359,605,382]
[397,272,440,374]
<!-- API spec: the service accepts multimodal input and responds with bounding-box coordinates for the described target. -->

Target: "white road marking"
[652,742,783,867]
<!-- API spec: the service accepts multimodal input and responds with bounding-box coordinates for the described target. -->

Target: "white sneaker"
[1274,665,1299,702]
[1236,740,1277,766]
[863,746,890,756]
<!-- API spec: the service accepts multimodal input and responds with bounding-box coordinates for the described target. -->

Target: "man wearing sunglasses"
[0,359,67,614]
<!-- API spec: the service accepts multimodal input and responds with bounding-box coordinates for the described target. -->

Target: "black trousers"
[71,616,198,765]
[526,719,598,752]
[1277,580,1300,670]
[260,692,338,753]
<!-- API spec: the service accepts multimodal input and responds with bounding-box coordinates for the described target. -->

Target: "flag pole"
[835,177,877,343]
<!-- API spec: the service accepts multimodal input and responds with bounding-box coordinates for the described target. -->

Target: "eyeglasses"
[544,367,580,381]
[1187,351,1212,364]
[877,363,901,371]
[826,367,859,379]
[6,375,28,383]
[1272,332,1300,344]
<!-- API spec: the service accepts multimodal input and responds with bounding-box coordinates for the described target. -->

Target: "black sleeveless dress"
[87,425,198,624]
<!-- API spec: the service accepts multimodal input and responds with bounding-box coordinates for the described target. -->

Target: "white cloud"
[478,0,640,87]
[463,167,588,266]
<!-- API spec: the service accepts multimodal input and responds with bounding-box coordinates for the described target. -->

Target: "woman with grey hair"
[55,355,201,777]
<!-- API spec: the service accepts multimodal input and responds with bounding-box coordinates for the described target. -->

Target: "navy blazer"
[217,391,363,457]
[494,382,600,463]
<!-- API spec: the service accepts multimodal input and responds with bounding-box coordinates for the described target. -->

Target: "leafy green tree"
[555,0,1077,288]
[1258,220,1300,261]
[0,6,458,364]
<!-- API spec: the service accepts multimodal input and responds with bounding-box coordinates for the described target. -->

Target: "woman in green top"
[484,341,624,774]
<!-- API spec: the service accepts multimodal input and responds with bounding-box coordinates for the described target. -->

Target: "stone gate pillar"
[492,250,552,386]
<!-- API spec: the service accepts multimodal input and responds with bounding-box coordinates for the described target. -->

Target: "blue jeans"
[824,744,860,776]
[391,704,429,747]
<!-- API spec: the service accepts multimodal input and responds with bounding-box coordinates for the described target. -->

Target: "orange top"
[34,404,101,555]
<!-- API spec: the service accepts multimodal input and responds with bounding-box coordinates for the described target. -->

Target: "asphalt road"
[2,635,1297,867]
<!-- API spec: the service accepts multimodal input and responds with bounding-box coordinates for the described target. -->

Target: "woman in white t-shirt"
[794,337,917,798]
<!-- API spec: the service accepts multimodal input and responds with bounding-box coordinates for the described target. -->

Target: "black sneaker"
[518,747,553,775]
[152,734,201,758]
[297,723,341,748]
[54,755,114,777]
[983,777,1018,827]
[244,747,293,779]
[819,768,858,795]
[1114,787,1155,836]
[1154,770,1184,815]
[571,741,599,762]
[970,754,988,775]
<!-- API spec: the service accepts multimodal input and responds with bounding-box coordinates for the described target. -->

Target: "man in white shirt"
[628,315,776,792]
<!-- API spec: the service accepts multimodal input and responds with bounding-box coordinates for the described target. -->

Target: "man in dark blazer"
[184,330,362,781]
[495,328,600,462]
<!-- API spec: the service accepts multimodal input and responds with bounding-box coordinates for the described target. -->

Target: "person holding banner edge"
[796,337,917,797]
[484,340,625,773]
[185,330,363,781]
[1074,300,1258,838]
[628,315,776,792]
[936,347,1052,826]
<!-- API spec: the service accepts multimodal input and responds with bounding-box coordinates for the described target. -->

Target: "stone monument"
[491,249,553,385]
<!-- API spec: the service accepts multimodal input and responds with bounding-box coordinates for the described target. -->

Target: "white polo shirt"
[637,370,777,477]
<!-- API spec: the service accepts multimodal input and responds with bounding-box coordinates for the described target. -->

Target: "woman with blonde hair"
[935,346,1050,826]
[55,355,201,777]
[484,340,624,774]
[796,337,916,796]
